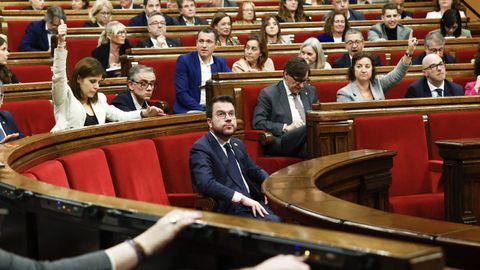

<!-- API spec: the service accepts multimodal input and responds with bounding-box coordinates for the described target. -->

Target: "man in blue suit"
[173,27,231,114]
[405,54,463,98]
[19,6,66,52]
[0,82,24,143]
[322,0,365,21]
[190,95,280,221]
[128,0,176,27]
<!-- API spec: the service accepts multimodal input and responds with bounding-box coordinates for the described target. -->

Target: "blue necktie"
[435,88,443,97]
[224,143,250,196]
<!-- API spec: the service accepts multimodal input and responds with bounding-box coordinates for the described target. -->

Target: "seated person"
[333,29,382,68]
[465,50,480,96]
[111,64,157,111]
[173,27,231,114]
[368,3,412,41]
[19,6,66,52]
[299,38,332,70]
[0,82,24,143]
[232,36,275,72]
[175,0,208,25]
[137,12,181,48]
[390,0,413,19]
[430,9,471,39]
[337,34,417,102]
[52,21,164,131]
[259,16,292,45]
[72,0,89,10]
[405,54,463,98]
[114,0,141,9]
[234,1,260,25]
[129,0,176,26]
[412,31,455,65]
[275,0,311,23]
[24,0,45,10]
[85,0,113,28]
[190,95,280,222]
[211,12,239,46]
[253,57,317,159]
[426,0,465,19]
[0,36,19,84]
[203,0,237,7]
[322,0,365,21]
[318,10,349,43]
[92,21,131,72]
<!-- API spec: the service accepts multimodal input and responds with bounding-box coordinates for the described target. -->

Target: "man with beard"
[332,29,383,68]
[190,95,280,221]
[368,3,412,41]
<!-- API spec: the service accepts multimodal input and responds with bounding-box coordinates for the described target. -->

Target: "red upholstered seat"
[452,76,476,90]
[24,160,70,188]
[455,48,476,63]
[270,54,297,70]
[311,81,348,102]
[385,78,417,99]
[241,85,302,174]
[9,65,52,83]
[57,148,116,196]
[355,114,444,220]
[102,140,170,205]
[7,20,32,52]
[3,100,55,136]
[326,52,345,66]
[180,35,197,46]
[391,50,422,65]
[138,58,177,111]
[67,38,99,75]
[293,31,320,43]
[22,172,37,180]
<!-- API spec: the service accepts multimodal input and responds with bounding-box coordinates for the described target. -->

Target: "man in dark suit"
[322,0,365,21]
[405,54,463,98]
[190,95,280,221]
[114,0,142,9]
[333,29,382,68]
[129,0,176,27]
[173,27,231,114]
[137,12,181,48]
[253,57,318,159]
[175,0,208,26]
[412,31,456,65]
[19,6,66,52]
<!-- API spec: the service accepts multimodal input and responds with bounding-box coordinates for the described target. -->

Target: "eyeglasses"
[99,11,111,16]
[423,62,445,71]
[149,21,166,26]
[346,40,363,46]
[132,80,156,89]
[427,47,444,54]
[215,111,236,120]
[289,74,310,85]
[115,30,127,36]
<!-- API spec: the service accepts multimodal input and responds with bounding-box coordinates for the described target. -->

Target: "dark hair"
[348,52,377,82]
[177,0,195,7]
[143,0,157,5]
[440,9,462,37]
[82,0,90,9]
[210,12,232,37]
[69,57,106,103]
[260,16,282,44]
[197,27,219,42]
[244,35,268,69]
[206,95,234,118]
[435,0,462,12]
[324,10,349,39]
[45,6,67,22]
[382,3,398,15]
[284,57,310,78]
[475,43,480,76]
[237,1,256,22]
[0,36,15,84]
[277,0,308,22]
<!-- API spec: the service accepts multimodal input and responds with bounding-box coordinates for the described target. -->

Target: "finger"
[251,206,257,217]
[257,204,266,217]
[60,19,65,25]
[260,205,269,216]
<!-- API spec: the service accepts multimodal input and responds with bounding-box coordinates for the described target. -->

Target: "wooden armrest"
[244,130,274,146]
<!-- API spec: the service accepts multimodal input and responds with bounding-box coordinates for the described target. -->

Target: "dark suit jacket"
[83,21,100,27]
[173,51,231,114]
[19,20,49,52]
[252,80,318,137]
[111,91,148,112]
[114,4,142,9]
[0,110,24,140]
[322,9,364,21]
[128,12,176,26]
[91,40,131,70]
[401,10,414,19]
[190,132,268,213]
[136,37,181,48]
[175,16,208,26]
[317,33,334,42]
[412,51,456,65]
[405,77,464,98]
[332,53,382,68]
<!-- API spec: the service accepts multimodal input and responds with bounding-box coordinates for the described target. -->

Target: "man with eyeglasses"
[129,0,177,27]
[175,0,208,26]
[368,3,412,41]
[405,54,463,98]
[333,29,382,68]
[173,27,231,114]
[137,12,181,48]
[253,57,317,159]
[322,0,365,21]
[412,31,456,65]
[19,6,66,51]
[190,95,280,221]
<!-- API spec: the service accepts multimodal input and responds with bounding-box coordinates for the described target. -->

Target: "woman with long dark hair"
[0,36,18,84]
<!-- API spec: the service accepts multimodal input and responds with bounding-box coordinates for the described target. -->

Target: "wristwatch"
[405,51,413,57]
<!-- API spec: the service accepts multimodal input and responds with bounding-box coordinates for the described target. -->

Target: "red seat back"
[7,20,32,52]
[455,48,476,63]
[355,114,431,196]
[102,140,169,205]
[452,76,476,90]
[24,160,70,188]
[270,53,297,70]
[67,37,99,75]
[180,35,197,46]
[293,31,320,43]
[9,65,52,83]
[241,84,269,132]
[391,50,422,66]
[138,58,177,109]
[311,81,347,102]
[57,148,116,196]
[3,100,55,135]
[385,78,417,99]
[326,52,345,65]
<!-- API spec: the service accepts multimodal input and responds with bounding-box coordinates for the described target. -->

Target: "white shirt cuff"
[232,191,244,203]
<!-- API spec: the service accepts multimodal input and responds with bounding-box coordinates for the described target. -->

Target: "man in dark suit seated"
[412,31,456,65]
[322,0,365,21]
[333,29,383,68]
[190,95,280,222]
[137,12,181,48]
[19,6,66,52]
[175,0,208,26]
[253,57,318,159]
[0,82,24,143]
[114,0,142,9]
[405,54,463,98]
[129,0,176,27]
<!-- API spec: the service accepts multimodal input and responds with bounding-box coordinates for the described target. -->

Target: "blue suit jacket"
[0,110,24,140]
[128,12,176,26]
[111,91,148,112]
[317,33,334,43]
[190,132,268,213]
[173,51,231,114]
[19,20,49,52]
[405,77,464,98]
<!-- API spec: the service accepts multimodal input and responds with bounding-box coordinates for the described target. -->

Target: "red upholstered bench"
[355,114,444,220]
[455,48,476,64]
[9,65,52,83]
[384,78,417,99]
[452,76,476,90]
[67,37,100,74]
[3,100,55,136]
[390,50,423,65]
[311,81,347,102]
[138,58,177,110]
[24,160,70,188]
[7,20,33,52]
[293,31,320,43]
[270,54,297,70]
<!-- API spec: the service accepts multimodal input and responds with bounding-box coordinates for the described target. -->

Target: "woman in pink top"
[464,47,480,96]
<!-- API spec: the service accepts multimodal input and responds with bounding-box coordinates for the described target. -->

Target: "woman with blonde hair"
[299,37,331,70]
[92,21,131,72]
[232,36,274,72]
[85,0,113,27]
[211,12,239,46]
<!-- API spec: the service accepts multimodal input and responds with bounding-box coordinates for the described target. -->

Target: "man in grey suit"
[253,57,318,159]
[368,3,412,41]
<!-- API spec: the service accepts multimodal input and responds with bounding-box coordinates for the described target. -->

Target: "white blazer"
[51,49,141,132]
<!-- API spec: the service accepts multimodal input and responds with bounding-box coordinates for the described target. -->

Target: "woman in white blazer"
[51,20,164,132]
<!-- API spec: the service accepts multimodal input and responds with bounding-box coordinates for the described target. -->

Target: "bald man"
[404,54,463,98]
